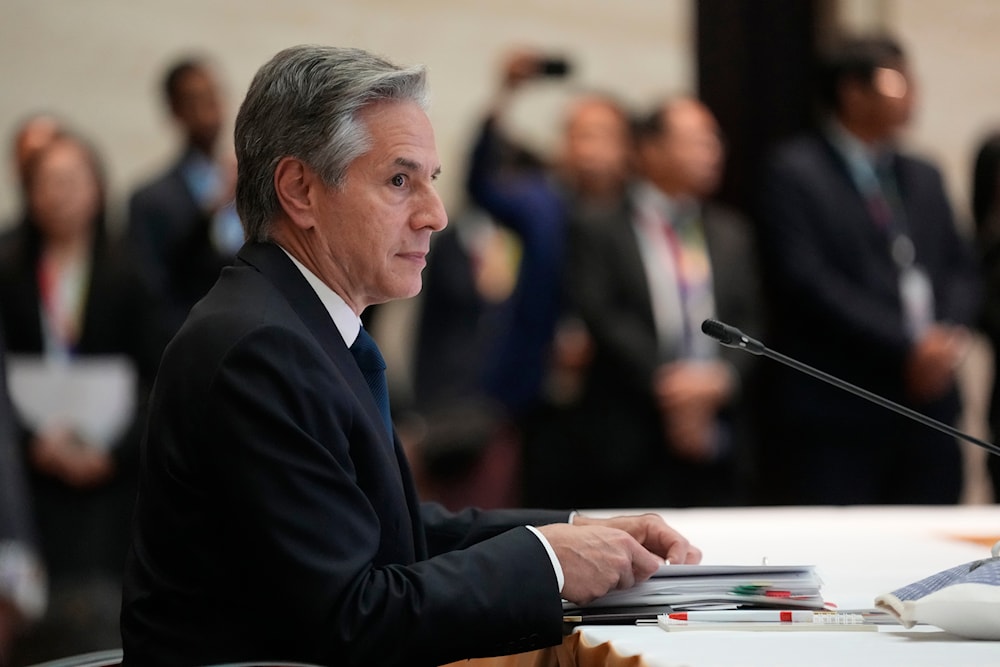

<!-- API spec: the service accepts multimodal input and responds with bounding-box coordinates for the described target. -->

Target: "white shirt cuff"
[526,525,565,593]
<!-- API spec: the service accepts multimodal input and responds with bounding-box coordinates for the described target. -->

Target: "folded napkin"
[875,543,1000,640]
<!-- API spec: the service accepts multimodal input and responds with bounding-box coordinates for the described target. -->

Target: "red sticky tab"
[779,611,792,622]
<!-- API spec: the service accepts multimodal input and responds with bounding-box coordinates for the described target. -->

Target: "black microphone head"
[701,318,735,345]
[701,318,765,355]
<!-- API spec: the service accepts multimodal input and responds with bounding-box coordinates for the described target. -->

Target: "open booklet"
[563,564,825,623]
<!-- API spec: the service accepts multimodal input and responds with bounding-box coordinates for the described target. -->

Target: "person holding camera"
[423,50,632,508]
[462,49,633,416]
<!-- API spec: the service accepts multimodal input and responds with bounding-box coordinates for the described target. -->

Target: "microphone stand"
[700,318,1000,458]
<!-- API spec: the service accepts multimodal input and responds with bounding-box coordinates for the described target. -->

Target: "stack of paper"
[565,564,825,614]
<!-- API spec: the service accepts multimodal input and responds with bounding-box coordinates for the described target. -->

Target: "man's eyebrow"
[395,157,442,178]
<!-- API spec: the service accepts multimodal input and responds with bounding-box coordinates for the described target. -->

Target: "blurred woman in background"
[0,130,166,663]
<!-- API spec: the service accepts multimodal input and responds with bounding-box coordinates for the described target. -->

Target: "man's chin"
[385,278,424,302]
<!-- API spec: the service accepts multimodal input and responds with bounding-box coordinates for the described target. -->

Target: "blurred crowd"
[0,33,999,663]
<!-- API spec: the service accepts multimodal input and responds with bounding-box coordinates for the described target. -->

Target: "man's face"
[562,99,631,196]
[311,100,447,312]
[868,62,915,135]
[644,100,724,199]
[840,58,915,142]
[172,67,223,153]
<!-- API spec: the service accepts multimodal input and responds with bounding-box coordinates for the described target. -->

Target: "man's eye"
[391,174,406,187]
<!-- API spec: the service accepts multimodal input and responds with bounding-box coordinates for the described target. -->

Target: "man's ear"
[274,157,321,230]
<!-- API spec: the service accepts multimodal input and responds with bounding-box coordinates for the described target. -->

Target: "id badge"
[899,265,934,338]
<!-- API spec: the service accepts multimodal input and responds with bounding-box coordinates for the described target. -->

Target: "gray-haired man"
[121,45,699,667]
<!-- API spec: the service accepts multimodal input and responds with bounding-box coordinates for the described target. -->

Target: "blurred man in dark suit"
[560,97,763,509]
[120,45,700,667]
[127,56,241,333]
[755,35,979,505]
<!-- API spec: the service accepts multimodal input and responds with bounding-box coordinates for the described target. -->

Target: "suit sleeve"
[421,503,571,556]
[207,327,565,665]
[916,166,981,327]
[466,118,562,241]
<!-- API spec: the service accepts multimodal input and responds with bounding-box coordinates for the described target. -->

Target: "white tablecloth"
[575,505,1000,666]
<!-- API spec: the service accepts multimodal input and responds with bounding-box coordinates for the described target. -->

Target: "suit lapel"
[235,242,401,456]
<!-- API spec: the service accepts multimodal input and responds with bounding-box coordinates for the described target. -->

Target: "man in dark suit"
[126,56,241,334]
[120,45,701,667]
[755,35,979,505]
[557,98,763,509]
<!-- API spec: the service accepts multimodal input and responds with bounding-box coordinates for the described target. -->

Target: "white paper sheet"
[6,354,137,453]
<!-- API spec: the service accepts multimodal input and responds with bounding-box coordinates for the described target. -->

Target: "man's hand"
[905,324,969,403]
[537,513,701,606]
[500,50,546,91]
[654,361,733,461]
[572,513,702,566]
[535,523,661,605]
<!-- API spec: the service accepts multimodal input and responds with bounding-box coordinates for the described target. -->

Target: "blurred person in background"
[414,49,632,508]
[971,132,1000,501]
[119,45,700,666]
[559,97,762,509]
[755,34,979,505]
[463,49,632,417]
[3,114,62,240]
[127,56,240,334]
[0,324,46,667]
[0,131,166,663]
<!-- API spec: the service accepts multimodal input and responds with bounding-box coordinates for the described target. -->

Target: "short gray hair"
[234,45,429,242]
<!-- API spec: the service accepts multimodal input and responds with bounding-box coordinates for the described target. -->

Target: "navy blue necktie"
[350,327,393,438]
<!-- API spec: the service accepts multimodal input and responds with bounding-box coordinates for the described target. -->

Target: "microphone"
[701,318,1000,458]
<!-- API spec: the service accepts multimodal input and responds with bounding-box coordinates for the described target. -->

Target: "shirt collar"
[277,246,361,347]
[633,181,697,226]
[826,120,878,163]
[825,120,892,195]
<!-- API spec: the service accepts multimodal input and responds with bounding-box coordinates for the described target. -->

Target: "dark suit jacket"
[0,232,166,576]
[121,242,569,667]
[757,135,978,420]
[127,151,233,333]
[0,323,36,551]
[555,197,762,508]
[754,134,979,504]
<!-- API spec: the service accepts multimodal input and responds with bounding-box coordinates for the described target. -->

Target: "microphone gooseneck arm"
[700,318,1000,458]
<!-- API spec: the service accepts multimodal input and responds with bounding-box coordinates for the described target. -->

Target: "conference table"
[451,505,1000,667]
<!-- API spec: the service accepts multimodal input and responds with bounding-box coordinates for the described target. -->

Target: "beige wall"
[839,0,1000,227]
[4,1,997,226]
[0,0,692,227]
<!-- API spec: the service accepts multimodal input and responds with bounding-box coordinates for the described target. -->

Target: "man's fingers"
[630,545,663,583]
[666,539,702,565]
